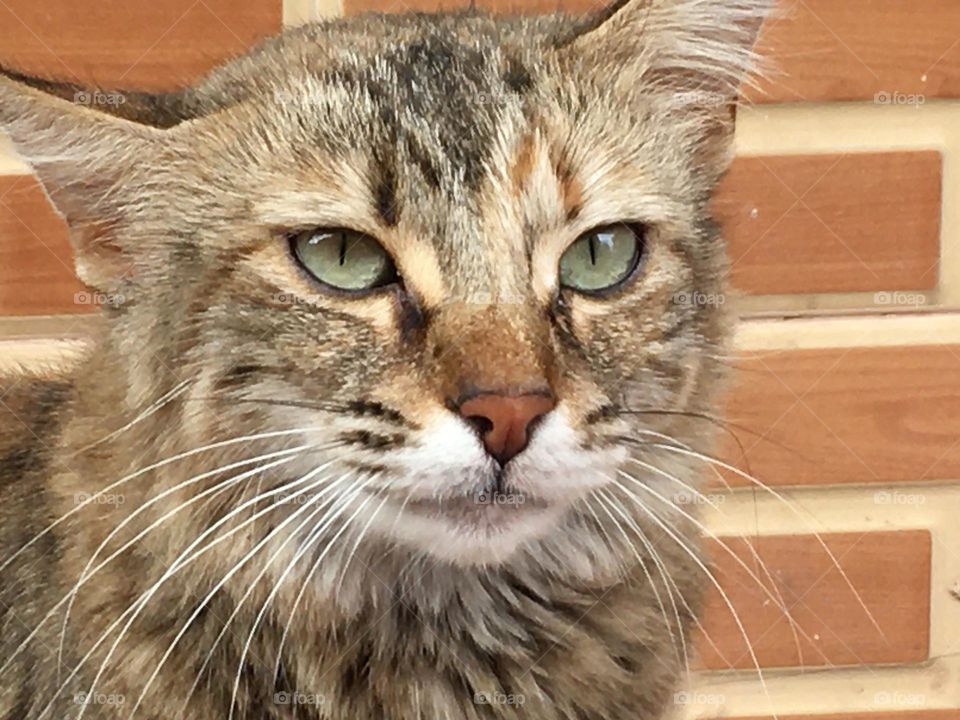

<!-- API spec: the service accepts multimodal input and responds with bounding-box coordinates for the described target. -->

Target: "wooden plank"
[0,0,282,90]
[0,175,88,316]
[718,344,960,487]
[697,530,931,670]
[717,152,942,296]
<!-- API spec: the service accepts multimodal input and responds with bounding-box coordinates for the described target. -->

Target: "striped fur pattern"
[0,0,769,717]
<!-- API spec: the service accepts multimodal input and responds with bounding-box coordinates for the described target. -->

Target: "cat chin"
[368,497,573,567]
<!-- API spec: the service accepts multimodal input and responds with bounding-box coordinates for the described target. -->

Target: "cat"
[0,0,770,717]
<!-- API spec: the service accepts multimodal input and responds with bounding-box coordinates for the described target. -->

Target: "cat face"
[0,0,767,568]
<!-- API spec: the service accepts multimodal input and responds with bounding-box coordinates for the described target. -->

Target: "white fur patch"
[361,405,625,566]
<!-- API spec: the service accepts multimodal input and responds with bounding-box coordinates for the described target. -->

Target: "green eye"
[291,229,397,293]
[558,223,645,293]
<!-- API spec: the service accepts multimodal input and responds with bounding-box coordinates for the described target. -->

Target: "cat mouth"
[389,481,553,531]
[404,491,549,517]
[369,476,571,563]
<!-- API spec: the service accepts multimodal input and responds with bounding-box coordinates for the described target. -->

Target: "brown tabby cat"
[0,0,770,717]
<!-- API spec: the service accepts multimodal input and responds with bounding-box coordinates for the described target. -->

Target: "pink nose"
[457,392,556,464]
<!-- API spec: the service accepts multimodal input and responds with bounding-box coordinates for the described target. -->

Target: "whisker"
[630,429,736,493]
[55,445,313,677]
[615,408,803,464]
[626,450,805,665]
[607,474,776,717]
[174,471,366,717]
[617,468,822,658]
[629,455,722,509]
[335,486,390,607]
[578,494,626,576]
[628,430,804,659]
[128,468,361,720]
[269,484,390,687]
[68,379,191,456]
[0,426,324,580]
[3,446,331,682]
[645,440,885,639]
[227,476,382,720]
[615,408,755,461]
[43,460,347,720]
[595,486,733,669]
[591,489,686,669]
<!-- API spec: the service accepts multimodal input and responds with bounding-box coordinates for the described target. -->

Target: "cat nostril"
[464,414,494,438]
[456,391,556,465]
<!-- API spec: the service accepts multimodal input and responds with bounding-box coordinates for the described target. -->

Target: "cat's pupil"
[558,224,644,293]
[291,228,396,292]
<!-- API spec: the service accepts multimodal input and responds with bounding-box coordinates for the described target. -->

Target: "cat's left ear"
[0,75,165,291]
[560,0,772,172]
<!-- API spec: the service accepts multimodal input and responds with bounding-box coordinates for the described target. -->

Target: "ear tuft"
[560,0,774,180]
[563,0,774,100]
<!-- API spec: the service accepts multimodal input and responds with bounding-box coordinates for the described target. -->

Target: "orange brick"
[0,175,88,316]
[719,345,960,487]
[717,152,942,296]
[0,0,281,90]
[698,531,931,670]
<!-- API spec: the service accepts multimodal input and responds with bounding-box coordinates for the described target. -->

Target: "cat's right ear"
[0,74,167,292]
[559,0,771,97]
[558,0,772,177]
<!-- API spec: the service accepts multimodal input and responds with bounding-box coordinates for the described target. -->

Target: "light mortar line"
[735,311,960,350]
[283,0,341,25]
[0,135,28,175]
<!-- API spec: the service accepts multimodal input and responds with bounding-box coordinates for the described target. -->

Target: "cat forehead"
[199,16,678,286]
[257,32,551,196]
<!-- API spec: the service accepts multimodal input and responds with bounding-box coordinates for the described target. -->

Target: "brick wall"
[1,1,959,718]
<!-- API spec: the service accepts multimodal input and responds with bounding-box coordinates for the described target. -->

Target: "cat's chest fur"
[109,571,688,720]
[0,377,693,720]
